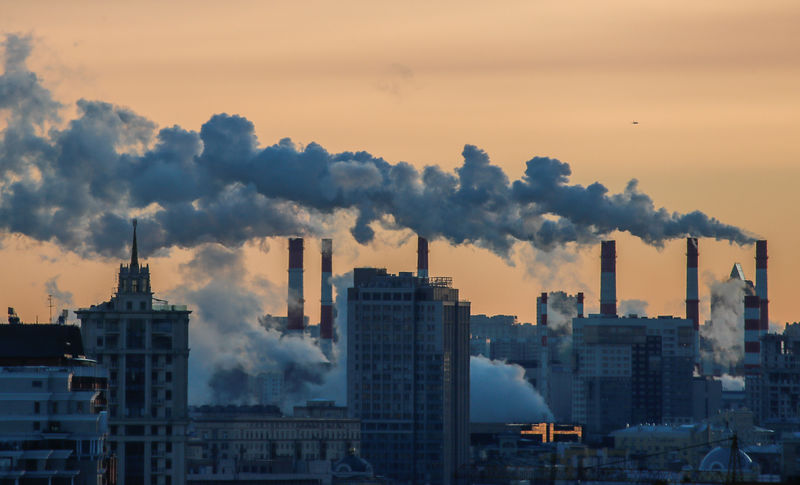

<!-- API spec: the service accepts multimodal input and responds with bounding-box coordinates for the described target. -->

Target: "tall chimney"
[287,238,304,332]
[577,292,585,318]
[756,240,768,337]
[600,241,617,316]
[686,238,700,368]
[417,236,429,278]
[744,294,761,375]
[537,292,548,327]
[320,239,334,357]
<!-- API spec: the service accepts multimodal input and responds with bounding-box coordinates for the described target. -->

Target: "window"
[126,302,133,310]
[34,402,40,413]
[96,336,104,347]
[32,381,42,388]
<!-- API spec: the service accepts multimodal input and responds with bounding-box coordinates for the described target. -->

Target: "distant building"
[572,314,696,439]
[77,222,190,485]
[611,423,713,470]
[347,268,470,485]
[0,324,112,485]
[757,323,800,424]
[186,402,361,485]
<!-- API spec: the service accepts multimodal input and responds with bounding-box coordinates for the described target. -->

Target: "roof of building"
[0,324,85,364]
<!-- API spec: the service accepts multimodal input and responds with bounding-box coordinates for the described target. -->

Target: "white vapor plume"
[470,355,553,422]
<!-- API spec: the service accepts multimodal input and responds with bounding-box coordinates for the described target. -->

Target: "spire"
[131,219,139,268]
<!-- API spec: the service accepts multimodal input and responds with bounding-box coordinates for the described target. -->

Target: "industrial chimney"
[686,238,700,367]
[320,239,334,358]
[744,294,761,375]
[537,292,548,327]
[417,236,429,279]
[577,292,584,318]
[287,238,305,332]
[600,241,617,316]
[756,240,768,337]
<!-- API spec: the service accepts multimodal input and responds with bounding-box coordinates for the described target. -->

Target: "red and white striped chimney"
[537,292,548,327]
[417,236,429,278]
[756,240,768,337]
[600,241,617,316]
[320,239,333,358]
[287,238,305,332]
[577,292,584,318]
[744,294,761,375]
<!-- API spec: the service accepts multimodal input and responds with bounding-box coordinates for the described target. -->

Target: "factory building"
[572,241,698,440]
[77,221,190,485]
[347,237,470,485]
[0,324,112,485]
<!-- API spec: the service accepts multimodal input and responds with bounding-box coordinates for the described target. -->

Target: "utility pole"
[48,294,53,324]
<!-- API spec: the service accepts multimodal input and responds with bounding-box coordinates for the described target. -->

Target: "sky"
[1,0,800,332]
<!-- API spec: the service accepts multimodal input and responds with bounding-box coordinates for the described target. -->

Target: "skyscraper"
[347,268,470,485]
[78,222,190,485]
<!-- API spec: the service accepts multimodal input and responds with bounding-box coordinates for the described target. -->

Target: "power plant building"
[77,222,190,485]
[346,237,470,485]
[572,241,697,439]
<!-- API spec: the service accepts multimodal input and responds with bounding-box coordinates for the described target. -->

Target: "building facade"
[0,324,112,485]
[186,402,360,485]
[78,224,190,485]
[347,268,470,485]
[757,323,800,424]
[572,315,696,439]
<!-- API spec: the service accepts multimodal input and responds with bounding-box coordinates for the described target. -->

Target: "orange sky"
[1,0,799,328]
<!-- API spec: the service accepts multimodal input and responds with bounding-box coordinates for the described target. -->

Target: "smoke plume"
[167,243,333,407]
[0,35,755,262]
[701,278,746,369]
[619,299,649,317]
[470,355,553,422]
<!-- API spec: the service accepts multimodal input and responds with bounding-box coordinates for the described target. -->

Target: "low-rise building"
[187,402,361,485]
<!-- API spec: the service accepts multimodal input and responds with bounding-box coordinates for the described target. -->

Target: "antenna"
[48,294,53,324]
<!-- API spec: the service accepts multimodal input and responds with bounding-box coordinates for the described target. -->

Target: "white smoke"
[716,373,745,392]
[470,355,553,422]
[701,278,746,369]
[619,299,649,317]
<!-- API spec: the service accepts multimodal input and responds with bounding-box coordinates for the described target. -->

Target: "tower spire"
[131,219,139,268]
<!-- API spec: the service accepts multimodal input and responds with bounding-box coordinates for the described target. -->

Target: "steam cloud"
[0,34,754,262]
[701,278,747,370]
[470,355,553,422]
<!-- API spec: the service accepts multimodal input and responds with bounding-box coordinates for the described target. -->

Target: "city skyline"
[1,2,798,341]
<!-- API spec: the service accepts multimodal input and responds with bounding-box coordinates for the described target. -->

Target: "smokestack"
[577,292,584,318]
[320,239,333,358]
[686,237,700,369]
[287,238,304,332]
[600,241,617,316]
[756,240,768,336]
[417,236,429,278]
[685,238,699,330]
[744,294,761,375]
[537,292,548,327]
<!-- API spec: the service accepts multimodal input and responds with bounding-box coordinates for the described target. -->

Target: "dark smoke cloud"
[0,35,755,260]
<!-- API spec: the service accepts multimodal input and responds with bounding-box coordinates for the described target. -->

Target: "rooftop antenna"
[48,294,53,324]
[131,218,139,268]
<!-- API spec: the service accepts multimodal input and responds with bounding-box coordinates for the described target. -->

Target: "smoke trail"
[470,355,553,422]
[0,35,755,261]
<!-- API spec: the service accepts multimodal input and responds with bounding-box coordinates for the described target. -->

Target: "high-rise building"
[347,268,470,485]
[0,324,112,485]
[572,314,696,439]
[78,222,190,485]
